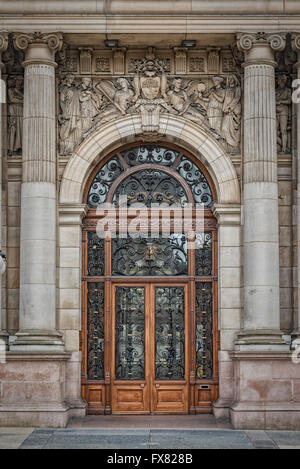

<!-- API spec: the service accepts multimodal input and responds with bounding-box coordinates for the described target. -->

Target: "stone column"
[11,32,64,351]
[0,32,8,350]
[236,32,288,350]
[291,34,300,347]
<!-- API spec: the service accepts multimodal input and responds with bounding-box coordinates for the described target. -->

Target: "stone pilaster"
[236,32,288,350]
[11,32,64,351]
[291,33,300,348]
[0,32,8,349]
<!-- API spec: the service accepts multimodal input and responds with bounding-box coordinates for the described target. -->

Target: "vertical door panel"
[111,285,150,413]
[151,284,189,413]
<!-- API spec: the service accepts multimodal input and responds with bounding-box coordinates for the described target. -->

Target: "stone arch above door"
[59,114,240,205]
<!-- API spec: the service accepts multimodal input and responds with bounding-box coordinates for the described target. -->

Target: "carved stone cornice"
[13,31,63,53]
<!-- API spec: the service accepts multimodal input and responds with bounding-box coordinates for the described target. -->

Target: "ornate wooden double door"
[81,143,219,414]
[111,282,189,413]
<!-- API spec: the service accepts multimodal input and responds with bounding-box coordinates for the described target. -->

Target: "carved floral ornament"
[58,51,242,156]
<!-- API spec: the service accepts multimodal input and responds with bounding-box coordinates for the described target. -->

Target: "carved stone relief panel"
[188,52,207,74]
[57,45,242,156]
[2,36,24,156]
[274,35,295,154]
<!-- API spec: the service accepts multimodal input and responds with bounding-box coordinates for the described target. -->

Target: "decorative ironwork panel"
[112,169,188,207]
[115,287,145,380]
[155,287,185,380]
[87,282,105,380]
[112,234,188,276]
[195,232,212,276]
[196,282,213,379]
[121,145,179,167]
[87,157,124,207]
[176,156,213,207]
[87,232,105,276]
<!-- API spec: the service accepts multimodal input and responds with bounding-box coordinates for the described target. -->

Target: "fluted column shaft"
[237,32,288,349]
[0,32,8,349]
[291,34,300,346]
[11,33,64,351]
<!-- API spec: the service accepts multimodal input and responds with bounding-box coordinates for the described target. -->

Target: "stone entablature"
[2,34,296,161]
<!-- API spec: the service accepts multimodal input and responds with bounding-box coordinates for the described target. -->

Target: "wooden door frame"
[81,220,219,415]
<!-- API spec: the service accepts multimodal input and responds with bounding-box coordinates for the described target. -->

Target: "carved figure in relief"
[221,74,241,148]
[94,77,134,123]
[276,74,291,153]
[59,73,81,155]
[7,76,23,155]
[79,77,100,133]
[207,76,225,135]
[166,77,207,124]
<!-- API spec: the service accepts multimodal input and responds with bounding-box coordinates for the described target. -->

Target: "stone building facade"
[0,1,300,429]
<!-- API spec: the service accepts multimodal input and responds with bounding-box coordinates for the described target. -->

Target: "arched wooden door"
[81,143,219,414]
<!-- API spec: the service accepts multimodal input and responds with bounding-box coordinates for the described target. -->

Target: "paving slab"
[266,431,300,448]
[0,427,34,449]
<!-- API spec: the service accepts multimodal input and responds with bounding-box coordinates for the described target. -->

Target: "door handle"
[155,384,160,388]
[140,383,145,388]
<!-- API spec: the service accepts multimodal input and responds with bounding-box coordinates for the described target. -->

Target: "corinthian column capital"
[13,31,63,53]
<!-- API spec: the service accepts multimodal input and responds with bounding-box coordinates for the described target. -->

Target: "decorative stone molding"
[59,114,240,206]
[113,47,126,75]
[174,47,187,74]
[79,48,93,74]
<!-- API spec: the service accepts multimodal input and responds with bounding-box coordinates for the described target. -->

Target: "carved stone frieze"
[56,46,242,155]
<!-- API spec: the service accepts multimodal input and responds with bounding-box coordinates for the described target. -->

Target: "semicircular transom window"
[87,145,213,208]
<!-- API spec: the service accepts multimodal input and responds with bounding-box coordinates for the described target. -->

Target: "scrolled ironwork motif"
[121,145,179,167]
[195,232,212,276]
[155,286,185,380]
[87,232,105,276]
[86,145,213,207]
[196,282,213,379]
[87,282,105,380]
[115,287,145,380]
[87,156,124,207]
[112,168,188,207]
[176,156,213,206]
[112,234,188,276]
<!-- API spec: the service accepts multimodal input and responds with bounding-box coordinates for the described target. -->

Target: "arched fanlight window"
[87,145,213,208]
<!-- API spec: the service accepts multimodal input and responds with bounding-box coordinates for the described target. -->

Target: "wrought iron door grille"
[155,286,185,380]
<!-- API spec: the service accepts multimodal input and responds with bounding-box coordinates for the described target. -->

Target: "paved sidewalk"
[0,427,300,449]
[1,416,300,449]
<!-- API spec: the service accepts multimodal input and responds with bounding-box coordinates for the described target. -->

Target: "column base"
[235,329,290,351]
[10,329,65,352]
[230,350,300,429]
[0,352,86,427]
[213,398,233,420]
